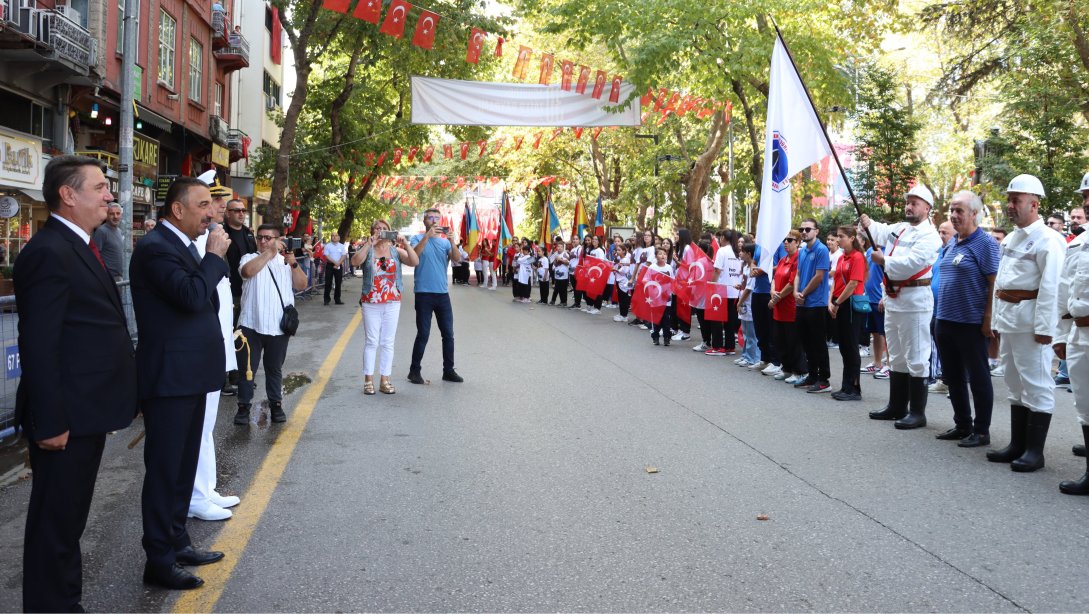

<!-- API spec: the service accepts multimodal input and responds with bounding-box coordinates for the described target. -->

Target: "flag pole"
[767,17,877,250]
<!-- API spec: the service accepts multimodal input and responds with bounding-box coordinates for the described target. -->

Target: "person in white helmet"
[985,174,1066,472]
[859,184,942,430]
[1053,171,1089,474]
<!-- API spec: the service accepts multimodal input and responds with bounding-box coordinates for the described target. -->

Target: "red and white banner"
[410,77,641,127]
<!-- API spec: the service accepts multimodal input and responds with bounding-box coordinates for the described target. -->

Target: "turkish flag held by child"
[703,282,731,322]
[631,267,672,324]
[578,256,612,299]
[676,244,713,305]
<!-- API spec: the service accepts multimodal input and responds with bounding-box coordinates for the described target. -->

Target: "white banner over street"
[410,76,642,127]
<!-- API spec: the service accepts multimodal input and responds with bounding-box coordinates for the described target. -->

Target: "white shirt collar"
[159,218,195,247]
[50,213,91,244]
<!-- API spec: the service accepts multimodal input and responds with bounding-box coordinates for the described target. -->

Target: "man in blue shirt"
[793,218,832,392]
[408,208,464,384]
[747,242,783,374]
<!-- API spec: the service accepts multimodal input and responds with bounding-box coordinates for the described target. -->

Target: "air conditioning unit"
[264,95,277,111]
[15,6,38,36]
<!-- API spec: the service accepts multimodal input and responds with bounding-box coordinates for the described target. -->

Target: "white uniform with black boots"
[1055,229,1089,493]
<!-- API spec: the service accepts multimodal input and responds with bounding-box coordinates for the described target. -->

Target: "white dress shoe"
[209,492,240,508]
[188,501,232,521]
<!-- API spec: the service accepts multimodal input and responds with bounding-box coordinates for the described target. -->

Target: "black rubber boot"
[1060,425,1089,495]
[894,377,929,430]
[269,401,287,423]
[233,403,251,425]
[987,405,1029,463]
[1010,410,1051,472]
[869,371,909,420]
[1074,444,1086,458]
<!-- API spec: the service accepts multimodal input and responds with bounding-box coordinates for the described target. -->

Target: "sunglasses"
[783,238,798,244]
[257,235,277,242]
[228,208,247,213]
[378,256,388,267]
[797,227,815,233]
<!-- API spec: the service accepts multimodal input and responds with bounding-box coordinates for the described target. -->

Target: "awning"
[19,188,43,202]
[135,104,172,131]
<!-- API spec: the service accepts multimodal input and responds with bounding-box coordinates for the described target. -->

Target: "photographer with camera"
[408,208,463,384]
[234,224,308,425]
[351,219,419,395]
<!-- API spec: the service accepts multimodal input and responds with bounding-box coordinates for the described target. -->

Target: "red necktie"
[87,240,107,271]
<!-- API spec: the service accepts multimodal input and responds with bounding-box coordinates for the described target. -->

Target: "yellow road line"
[173,310,362,613]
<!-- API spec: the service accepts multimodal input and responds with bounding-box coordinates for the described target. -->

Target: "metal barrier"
[0,281,137,443]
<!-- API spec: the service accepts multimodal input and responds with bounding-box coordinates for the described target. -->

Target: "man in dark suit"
[15,155,138,612]
[130,176,230,590]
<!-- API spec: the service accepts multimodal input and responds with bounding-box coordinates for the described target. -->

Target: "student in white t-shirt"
[549,240,570,306]
[737,243,761,367]
[536,248,551,304]
[513,244,535,303]
[612,244,633,322]
[710,230,742,354]
[647,247,675,346]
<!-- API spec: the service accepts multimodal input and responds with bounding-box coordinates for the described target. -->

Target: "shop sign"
[133,133,159,168]
[155,175,177,202]
[133,184,153,204]
[0,129,42,189]
[211,144,230,168]
[0,196,19,219]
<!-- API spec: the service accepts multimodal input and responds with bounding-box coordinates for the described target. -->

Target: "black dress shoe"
[221,383,237,397]
[958,433,990,447]
[335,301,345,305]
[894,413,927,430]
[442,370,464,383]
[832,391,861,401]
[407,371,428,385]
[175,545,225,566]
[935,427,971,440]
[143,563,204,590]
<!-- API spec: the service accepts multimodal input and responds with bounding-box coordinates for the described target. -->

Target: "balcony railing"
[226,129,248,162]
[213,32,249,71]
[38,9,96,70]
[0,0,13,24]
[209,115,228,145]
[211,8,228,49]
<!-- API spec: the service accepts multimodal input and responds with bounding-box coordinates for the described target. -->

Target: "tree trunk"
[731,79,762,194]
[337,173,377,239]
[636,195,651,232]
[681,110,729,231]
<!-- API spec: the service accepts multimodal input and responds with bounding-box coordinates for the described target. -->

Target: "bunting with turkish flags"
[459,142,469,160]
[513,46,532,79]
[630,267,673,324]
[591,70,607,99]
[560,61,574,91]
[576,66,591,94]
[379,0,411,37]
[466,27,485,64]
[609,76,623,103]
[352,0,381,23]
[703,282,732,322]
[539,53,554,85]
[411,10,439,50]
[576,255,612,299]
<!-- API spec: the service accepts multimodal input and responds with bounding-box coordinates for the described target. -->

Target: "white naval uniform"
[866,219,941,377]
[992,219,1066,413]
[191,229,239,508]
[1057,231,1089,424]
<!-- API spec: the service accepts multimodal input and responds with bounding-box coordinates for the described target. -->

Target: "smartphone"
[380,230,398,241]
[435,226,449,234]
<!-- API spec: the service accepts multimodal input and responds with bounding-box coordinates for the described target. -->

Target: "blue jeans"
[411,292,455,373]
[741,319,760,363]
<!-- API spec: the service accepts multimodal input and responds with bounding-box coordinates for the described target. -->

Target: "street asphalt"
[1,271,1087,612]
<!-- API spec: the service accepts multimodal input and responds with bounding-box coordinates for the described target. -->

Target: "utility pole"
[727,120,734,228]
[118,0,138,280]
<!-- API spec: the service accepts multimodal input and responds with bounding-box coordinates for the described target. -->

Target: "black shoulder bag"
[268,265,300,336]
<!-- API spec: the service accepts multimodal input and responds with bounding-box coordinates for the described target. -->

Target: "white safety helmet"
[1079,171,1089,192]
[1006,174,1046,197]
[905,184,934,207]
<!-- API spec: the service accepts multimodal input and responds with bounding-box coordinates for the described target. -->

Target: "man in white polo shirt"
[323,231,347,305]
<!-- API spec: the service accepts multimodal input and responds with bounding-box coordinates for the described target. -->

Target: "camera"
[284,237,303,251]
[380,230,398,241]
[435,226,449,234]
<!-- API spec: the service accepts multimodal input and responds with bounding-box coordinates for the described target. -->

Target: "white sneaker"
[692,342,707,352]
[639,323,650,330]
[672,331,685,341]
[774,371,790,381]
[209,492,240,508]
[762,363,782,376]
[928,381,949,394]
[737,359,752,367]
[733,357,745,365]
[587,308,601,315]
[748,361,767,371]
[990,365,1005,377]
[859,346,871,357]
[612,314,626,322]
[188,501,232,521]
[784,373,800,384]
[606,303,618,309]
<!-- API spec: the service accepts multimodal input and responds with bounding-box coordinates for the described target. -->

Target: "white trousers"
[884,310,931,377]
[362,301,401,377]
[190,389,220,506]
[483,260,496,288]
[1070,340,1089,425]
[1000,332,1056,414]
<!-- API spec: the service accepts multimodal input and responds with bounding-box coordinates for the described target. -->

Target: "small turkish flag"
[676,244,713,305]
[407,146,419,163]
[539,53,554,85]
[352,0,381,23]
[392,147,403,165]
[703,283,731,322]
[492,138,504,154]
[577,256,612,299]
[591,70,607,99]
[513,46,532,80]
[560,60,574,91]
[422,145,434,162]
[513,135,524,150]
[495,36,504,56]
[459,142,469,160]
[640,87,654,106]
[365,152,375,167]
[466,27,485,64]
[654,88,669,110]
[664,91,681,111]
[443,144,453,159]
[411,10,439,50]
[476,140,488,156]
[322,0,351,14]
[550,127,563,142]
[532,132,543,149]
[591,127,603,140]
[379,0,411,38]
[572,127,584,139]
[375,152,387,166]
[608,75,623,103]
[575,66,591,94]
[631,267,673,324]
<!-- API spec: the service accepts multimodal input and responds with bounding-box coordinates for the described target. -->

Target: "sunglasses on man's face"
[797,227,815,233]
[784,238,798,244]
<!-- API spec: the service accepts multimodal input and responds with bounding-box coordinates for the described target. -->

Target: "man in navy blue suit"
[15,155,138,612]
[130,176,230,590]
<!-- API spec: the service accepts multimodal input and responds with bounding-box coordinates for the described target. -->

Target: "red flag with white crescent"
[575,66,591,94]
[407,146,418,163]
[477,140,488,156]
[608,75,623,103]
[465,27,485,64]
[703,282,731,322]
[459,142,470,160]
[631,267,673,324]
[392,147,403,165]
[539,53,554,85]
[513,135,525,150]
[351,0,381,23]
[591,70,608,99]
[560,60,574,91]
[411,10,439,50]
[322,0,351,13]
[443,144,453,159]
[378,0,411,38]
[676,243,714,305]
[532,132,544,149]
[422,145,434,162]
[577,256,612,299]
[513,46,532,79]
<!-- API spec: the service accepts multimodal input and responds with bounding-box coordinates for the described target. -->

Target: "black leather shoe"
[221,383,237,397]
[894,413,927,430]
[958,433,990,447]
[335,301,345,305]
[1074,444,1086,458]
[143,563,204,589]
[233,404,251,426]
[269,402,286,423]
[175,546,225,566]
[936,427,971,440]
[832,391,861,401]
[442,370,464,383]
[407,371,428,385]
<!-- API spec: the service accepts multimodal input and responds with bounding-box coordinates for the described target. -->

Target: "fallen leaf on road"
[645,466,659,473]
[756,514,769,521]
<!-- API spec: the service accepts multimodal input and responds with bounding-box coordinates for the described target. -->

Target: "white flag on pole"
[754,35,833,272]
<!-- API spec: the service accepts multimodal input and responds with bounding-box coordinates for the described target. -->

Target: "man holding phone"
[408,208,463,384]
